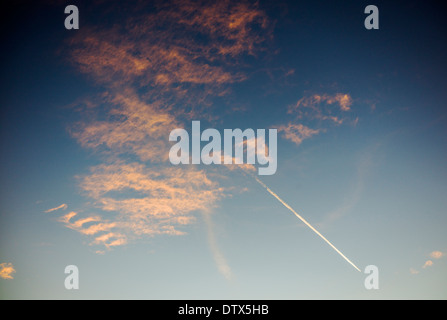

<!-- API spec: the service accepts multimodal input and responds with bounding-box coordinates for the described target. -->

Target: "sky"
[1,0,446,299]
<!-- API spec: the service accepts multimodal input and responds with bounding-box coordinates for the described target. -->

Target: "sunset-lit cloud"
[58,211,77,224]
[411,250,445,274]
[70,90,178,163]
[421,251,445,269]
[66,0,270,108]
[290,93,353,113]
[79,163,224,235]
[277,123,321,146]
[52,161,227,249]
[278,92,356,148]
[59,0,271,255]
[423,251,445,269]
[162,0,270,57]
[58,211,118,240]
[92,232,128,249]
[287,93,354,126]
[56,210,127,249]
[0,263,16,280]
[429,251,444,259]
[44,203,68,213]
[328,93,353,111]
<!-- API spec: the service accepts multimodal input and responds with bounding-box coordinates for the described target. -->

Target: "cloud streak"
[44,203,68,213]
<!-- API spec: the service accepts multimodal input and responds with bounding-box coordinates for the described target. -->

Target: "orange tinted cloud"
[0,262,16,280]
[279,92,356,146]
[421,251,445,270]
[429,251,444,259]
[290,93,353,113]
[410,250,445,274]
[277,123,321,146]
[288,93,353,126]
[71,90,177,162]
[93,232,127,248]
[422,260,433,268]
[332,93,353,111]
[60,0,269,258]
[422,251,445,269]
[44,203,68,213]
[66,0,269,104]
[53,162,225,249]
[58,211,78,224]
[164,0,270,57]
[78,162,223,236]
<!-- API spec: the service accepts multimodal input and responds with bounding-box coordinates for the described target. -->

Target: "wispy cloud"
[55,163,226,250]
[44,203,68,213]
[277,92,356,146]
[79,162,223,235]
[58,211,124,248]
[70,89,178,163]
[288,93,353,116]
[0,263,16,280]
[65,0,270,110]
[277,123,321,146]
[55,1,272,281]
[410,268,419,275]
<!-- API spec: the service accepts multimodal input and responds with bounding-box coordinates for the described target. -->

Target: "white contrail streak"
[251,173,361,272]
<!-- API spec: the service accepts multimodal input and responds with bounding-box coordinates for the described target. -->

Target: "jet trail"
[251,173,361,272]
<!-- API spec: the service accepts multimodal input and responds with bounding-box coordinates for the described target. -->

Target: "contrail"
[249,172,361,272]
[202,210,233,280]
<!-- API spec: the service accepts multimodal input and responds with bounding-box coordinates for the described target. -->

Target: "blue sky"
[1,0,446,299]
